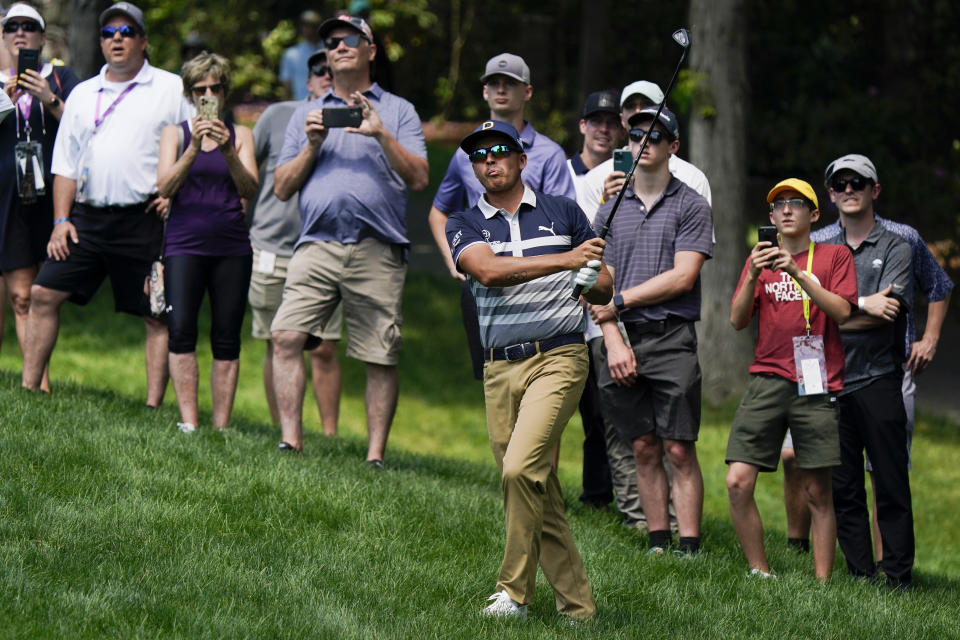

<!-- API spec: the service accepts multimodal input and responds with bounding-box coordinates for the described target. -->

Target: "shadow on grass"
[0,368,501,493]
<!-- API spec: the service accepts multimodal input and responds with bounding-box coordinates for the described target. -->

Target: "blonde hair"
[180,51,230,99]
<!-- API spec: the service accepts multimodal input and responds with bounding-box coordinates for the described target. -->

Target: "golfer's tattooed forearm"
[506,271,528,284]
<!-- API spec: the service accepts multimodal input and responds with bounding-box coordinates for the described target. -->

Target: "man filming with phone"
[22,2,192,405]
[271,15,428,464]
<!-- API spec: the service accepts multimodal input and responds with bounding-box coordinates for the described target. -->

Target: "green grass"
[1,272,959,639]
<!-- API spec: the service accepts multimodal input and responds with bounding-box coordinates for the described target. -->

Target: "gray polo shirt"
[594,177,714,323]
[277,83,426,248]
[817,221,914,394]
[249,101,301,257]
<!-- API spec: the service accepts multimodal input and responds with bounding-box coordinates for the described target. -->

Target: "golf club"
[571,27,691,300]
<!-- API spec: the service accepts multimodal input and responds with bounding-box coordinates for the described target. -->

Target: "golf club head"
[672,28,690,49]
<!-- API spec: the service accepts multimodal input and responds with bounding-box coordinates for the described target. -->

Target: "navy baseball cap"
[460,120,524,154]
[627,106,679,140]
[582,90,619,118]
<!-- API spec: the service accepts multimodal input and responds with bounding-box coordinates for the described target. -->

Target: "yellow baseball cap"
[766,178,818,209]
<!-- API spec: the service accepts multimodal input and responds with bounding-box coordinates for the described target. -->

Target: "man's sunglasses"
[3,21,42,33]
[769,198,807,213]
[191,83,225,96]
[100,25,141,39]
[468,144,514,163]
[310,64,331,77]
[628,128,669,144]
[323,34,366,50]
[830,175,871,192]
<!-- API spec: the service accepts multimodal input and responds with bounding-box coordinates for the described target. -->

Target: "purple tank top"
[165,121,251,256]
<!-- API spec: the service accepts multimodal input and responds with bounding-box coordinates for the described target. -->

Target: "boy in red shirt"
[726,178,857,580]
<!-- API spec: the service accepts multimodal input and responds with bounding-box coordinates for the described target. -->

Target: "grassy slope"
[1,273,959,639]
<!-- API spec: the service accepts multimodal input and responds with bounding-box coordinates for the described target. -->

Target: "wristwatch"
[613,293,626,312]
[48,95,61,108]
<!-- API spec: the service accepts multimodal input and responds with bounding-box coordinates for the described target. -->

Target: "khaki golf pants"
[483,343,596,619]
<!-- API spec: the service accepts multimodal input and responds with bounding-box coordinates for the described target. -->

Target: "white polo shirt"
[52,61,193,207]
[578,153,712,220]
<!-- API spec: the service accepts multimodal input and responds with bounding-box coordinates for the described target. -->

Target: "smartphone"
[17,48,40,86]
[198,95,219,121]
[613,148,633,174]
[322,107,363,128]
[757,225,779,247]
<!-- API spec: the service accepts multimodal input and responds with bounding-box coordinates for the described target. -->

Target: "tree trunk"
[68,0,111,80]
[688,0,752,403]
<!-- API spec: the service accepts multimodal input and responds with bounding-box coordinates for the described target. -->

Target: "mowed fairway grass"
[1,273,959,639]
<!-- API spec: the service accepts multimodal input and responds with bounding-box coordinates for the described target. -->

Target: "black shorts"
[33,201,162,317]
[0,193,53,272]
[598,319,702,443]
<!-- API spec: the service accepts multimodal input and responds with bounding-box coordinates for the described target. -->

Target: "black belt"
[624,316,689,340]
[485,332,584,362]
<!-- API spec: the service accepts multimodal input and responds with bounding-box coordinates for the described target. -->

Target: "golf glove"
[571,260,602,293]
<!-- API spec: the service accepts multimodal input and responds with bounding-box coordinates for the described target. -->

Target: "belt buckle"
[504,342,530,362]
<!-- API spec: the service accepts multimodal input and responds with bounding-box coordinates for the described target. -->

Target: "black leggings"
[164,254,252,360]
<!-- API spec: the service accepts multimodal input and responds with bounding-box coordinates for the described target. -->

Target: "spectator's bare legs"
[272,329,308,450]
[364,362,397,463]
[21,285,70,390]
[144,316,169,408]
[262,340,280,423]
[633,435,671,531]
[309,339,341,436]
[5,268,50,391]
[869,473,883,562]
[169,352,199,425]
[782,448,812,542]
[803,467,836,580]
[211,358,240,430]
[664,439,703,538]
[726,462,769,573]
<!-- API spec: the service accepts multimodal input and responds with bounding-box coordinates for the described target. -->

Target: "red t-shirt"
[733,242,858,392]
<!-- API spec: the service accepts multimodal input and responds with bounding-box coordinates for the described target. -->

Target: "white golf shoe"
[482,589,527,619]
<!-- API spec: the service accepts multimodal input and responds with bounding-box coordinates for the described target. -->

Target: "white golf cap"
[620,80,664,108]
[2,3,45,30]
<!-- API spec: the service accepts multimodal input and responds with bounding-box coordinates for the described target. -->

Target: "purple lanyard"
[94,82,137,132]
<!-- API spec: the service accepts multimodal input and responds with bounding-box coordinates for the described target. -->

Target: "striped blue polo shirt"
[446,187,597,350]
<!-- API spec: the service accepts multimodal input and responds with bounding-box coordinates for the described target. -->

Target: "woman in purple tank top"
[157,52,258,434]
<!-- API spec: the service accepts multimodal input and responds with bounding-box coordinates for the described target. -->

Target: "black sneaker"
[367,459,385,470]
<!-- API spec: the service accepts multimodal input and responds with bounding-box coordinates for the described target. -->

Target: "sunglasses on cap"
[323,33,366,50]
[769,198,808,213]
[468,144,514,163]
[310,64,331,77]
[191,83,225,96]
[3,21,42,33]
[628,128,670,144]
[100,24,140,39]
[830,175,871,192]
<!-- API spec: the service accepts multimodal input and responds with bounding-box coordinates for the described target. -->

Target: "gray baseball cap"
[824,154,878,185]
[481,53,530,85]
[99,2,145,32]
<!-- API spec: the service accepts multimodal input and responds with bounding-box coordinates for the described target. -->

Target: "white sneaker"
[749,568,776,579]
[482,589,527,619]
[177,422,196,434]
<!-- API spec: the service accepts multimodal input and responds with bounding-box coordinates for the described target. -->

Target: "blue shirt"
[446,188,596,349]
[279,40,316,101]
[278,84,426,248]
[595,177,714,322]
[432,121,575,213]
[813,214,953,356]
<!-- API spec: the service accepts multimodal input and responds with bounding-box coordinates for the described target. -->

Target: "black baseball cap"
[582,90,619,118]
